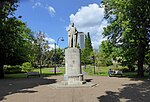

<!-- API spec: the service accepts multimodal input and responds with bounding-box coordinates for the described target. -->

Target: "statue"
[68,23,78,48]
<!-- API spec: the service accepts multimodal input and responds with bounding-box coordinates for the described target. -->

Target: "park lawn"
[5,65,149,79]
[5,67,65,78]
[83,65,110,76]
[83,65,149,78]
[33,67,65,76]
[123,72,149,79]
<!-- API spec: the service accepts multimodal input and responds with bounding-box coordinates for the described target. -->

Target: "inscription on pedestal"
[64,48,84,85]
[65,48,81,75]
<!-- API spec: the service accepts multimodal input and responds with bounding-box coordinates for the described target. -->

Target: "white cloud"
[45,37,62,50]
[32,2,42,8]
[45,37,55,43]
[48,6,56,17]
[45,37,55,50]
[69,3,108,49]
[31,1,56,17]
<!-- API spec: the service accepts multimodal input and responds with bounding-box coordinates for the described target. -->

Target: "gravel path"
[0,75,150,102]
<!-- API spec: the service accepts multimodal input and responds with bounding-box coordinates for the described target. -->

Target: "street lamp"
[54,37,64,75]
[57,37,64,47]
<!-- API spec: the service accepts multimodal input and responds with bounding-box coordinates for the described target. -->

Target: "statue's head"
[71,22,74,27]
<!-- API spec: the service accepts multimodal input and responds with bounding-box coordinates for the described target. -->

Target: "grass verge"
[5,67,65,78]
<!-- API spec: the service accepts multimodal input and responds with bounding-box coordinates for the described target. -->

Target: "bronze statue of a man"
[67,23,78,48]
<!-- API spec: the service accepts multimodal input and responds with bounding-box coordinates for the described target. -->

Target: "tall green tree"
[0,0,19,64]
[98,40,113,66]
[0,19,34,64]
[34,32,50,67]
[102,0,150,77]
[0,0,18,78]
[81,32,93,64]
[86,32,93,51]
[0,0,35,78]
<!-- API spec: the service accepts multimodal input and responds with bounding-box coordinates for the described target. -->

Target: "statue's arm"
[68,29,70,32]
[75,29,78,34]
[68,28,71,36]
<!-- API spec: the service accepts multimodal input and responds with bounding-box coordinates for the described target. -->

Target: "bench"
[27,72,40,78]
[108,70,123,77]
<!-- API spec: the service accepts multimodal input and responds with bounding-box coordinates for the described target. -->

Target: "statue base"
[63,74,85,85]
[64,48,85,85]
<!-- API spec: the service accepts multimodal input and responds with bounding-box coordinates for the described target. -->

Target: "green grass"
[33,67,65,76]
[83,65,110,76]
[5,67,65,78]
[4,65,150,79]
[123,72,149,79]
[83,65,150,78]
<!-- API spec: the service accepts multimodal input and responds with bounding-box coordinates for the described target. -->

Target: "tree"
[102,0,150,77]
[98,40,113,66]
[50,48,64,65]
[145,49,150,65]
[34,32,49,67]
[0,19,34,64]
[0,0,18,22]
[0,0,35,78]
[86,32,93,51]
[0,1,18,78]
[81,32,93,64]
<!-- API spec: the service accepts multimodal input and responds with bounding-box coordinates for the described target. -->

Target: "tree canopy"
[98,40,113,66]
[0,0,35,78]
[102,0,150,77]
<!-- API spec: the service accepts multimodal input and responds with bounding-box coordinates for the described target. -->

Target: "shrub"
[4,65,22,74]
[113,67,129,72]
[127,65,135,72]
[121,68,130,72]
[20,62,33,72]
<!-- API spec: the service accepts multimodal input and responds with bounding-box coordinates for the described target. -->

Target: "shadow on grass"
[0,77,57,101]
[97,79,150,102]
[120,72,150,81]
[105,71,150,81]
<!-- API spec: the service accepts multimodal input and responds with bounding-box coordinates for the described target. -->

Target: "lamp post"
[54,37,64,75]
[57,37,64,48]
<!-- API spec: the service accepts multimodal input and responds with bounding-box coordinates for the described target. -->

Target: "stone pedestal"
[64,48,84,85]
[49,48,96,88]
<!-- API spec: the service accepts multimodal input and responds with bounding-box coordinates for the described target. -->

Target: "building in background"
[77,32,85,49]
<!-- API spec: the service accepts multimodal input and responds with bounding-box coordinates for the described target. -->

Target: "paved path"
[0,75,150,102]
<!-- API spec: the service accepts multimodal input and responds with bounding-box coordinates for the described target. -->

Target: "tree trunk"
[137,58,144,77]
[137,41,145,77]
[0,64,4,79]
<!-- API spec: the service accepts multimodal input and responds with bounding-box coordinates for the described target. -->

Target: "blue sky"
[15,0,107,49]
